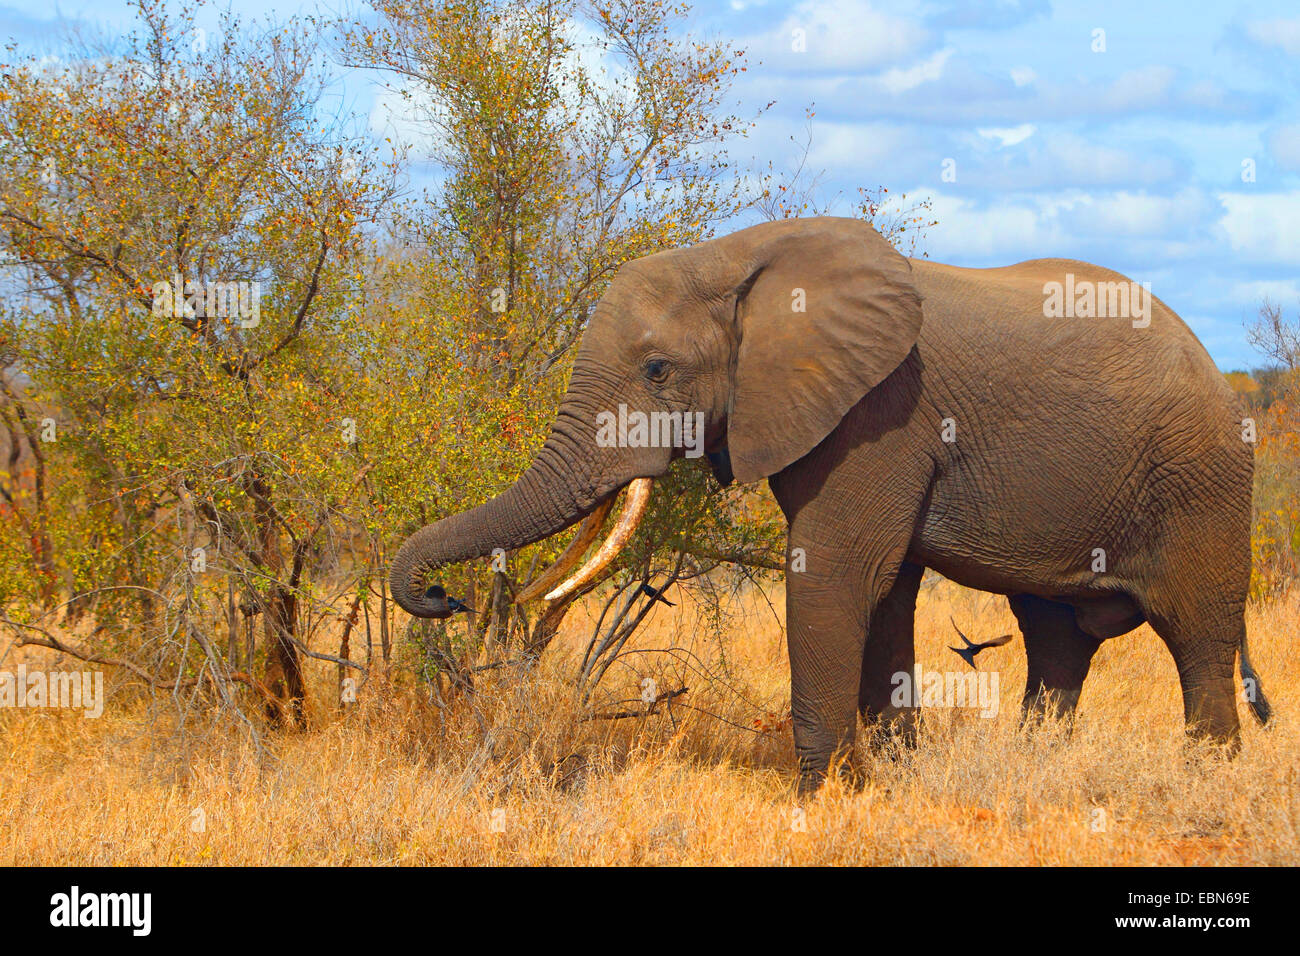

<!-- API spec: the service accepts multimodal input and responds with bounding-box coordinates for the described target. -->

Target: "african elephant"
[390,216,1272,792]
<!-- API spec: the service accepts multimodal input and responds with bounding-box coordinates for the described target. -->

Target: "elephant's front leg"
[786,565,868,794]
[773,441,934,795]
[859,561,923,747]
[785,535,913,795]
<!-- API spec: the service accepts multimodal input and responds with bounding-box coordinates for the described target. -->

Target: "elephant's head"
[390,216,924,617]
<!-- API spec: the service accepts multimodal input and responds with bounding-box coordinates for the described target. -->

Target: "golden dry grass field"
[1,577,1296,865]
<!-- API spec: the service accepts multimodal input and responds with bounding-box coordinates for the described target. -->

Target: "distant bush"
[1241,302,1300,599]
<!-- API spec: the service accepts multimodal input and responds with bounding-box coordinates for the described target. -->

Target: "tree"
[0,0,392,723]
[346,0,783,689]
[1247,301,1300,597]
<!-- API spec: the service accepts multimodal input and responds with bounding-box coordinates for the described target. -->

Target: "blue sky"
[6,0,1299,369]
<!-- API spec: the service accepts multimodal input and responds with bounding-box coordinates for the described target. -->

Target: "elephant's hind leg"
[1008,593,1103,722]
[1141,593,1244,752]
[859,561,923,748]
[1134,507,1249,751]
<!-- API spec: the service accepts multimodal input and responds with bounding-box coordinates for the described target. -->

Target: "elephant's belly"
[1071,595,1146,639]
[909,518,1127,599]
[911,546,1144,635]
[907,544,1038,597]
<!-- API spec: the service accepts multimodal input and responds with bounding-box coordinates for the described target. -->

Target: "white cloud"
[1230,279,1300,305]
[1244,18,1300,56]
[1181,79,1233,110]
[1101,66,1177,111]
[934,130,1182,189]
[807,121,918,169]
[906,187,1219,262]
[977,123,1035,147]
[1071,188,1213,237]
[915,190,1059,259]
[1035,135,1180,189]
[1009,67,1036,88]
[1219,191,1300,265]
[754,0,932,73]
[879,48,953,93]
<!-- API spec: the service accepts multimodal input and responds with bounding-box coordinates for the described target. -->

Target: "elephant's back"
[905,256,1251,524]
[906,256,1232,401]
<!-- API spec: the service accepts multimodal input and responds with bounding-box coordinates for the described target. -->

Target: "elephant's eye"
[643,358,670,383]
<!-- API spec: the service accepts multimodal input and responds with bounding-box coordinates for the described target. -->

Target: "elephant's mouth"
[513,477,654,604]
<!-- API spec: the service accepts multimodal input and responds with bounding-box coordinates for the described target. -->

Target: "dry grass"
[1,577,1296,865]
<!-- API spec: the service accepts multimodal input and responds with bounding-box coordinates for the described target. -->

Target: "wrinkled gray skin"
[391,217,1272,793]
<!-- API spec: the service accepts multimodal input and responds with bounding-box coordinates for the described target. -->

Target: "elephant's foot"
[794,745,862,797]
[1181,678,1241,756]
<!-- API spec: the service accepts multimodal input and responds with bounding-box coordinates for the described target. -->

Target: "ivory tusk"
[544,478,653,602]
[514,497,616,604]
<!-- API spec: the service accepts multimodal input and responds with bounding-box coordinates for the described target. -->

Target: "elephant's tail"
[1239,629,1274,726]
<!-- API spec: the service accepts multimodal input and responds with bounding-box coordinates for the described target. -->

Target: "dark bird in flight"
[424,585,477,617]
[948,616,1012,670]
[640,582,676,607]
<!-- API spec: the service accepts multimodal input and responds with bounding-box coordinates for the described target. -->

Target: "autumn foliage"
[1230,303,1300,598]
[0,0,790,727]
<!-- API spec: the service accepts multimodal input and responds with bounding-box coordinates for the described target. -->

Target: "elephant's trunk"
[390,352,673,619]
[389,428,598,618]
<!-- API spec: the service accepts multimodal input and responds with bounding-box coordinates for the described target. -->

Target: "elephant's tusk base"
[514,497,615,604]
[544,478,653,602]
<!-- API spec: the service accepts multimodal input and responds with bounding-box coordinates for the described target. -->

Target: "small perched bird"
[424,585,478,617]
[447,595,477,615]
[640,582,676,607]
[948,616,1012,670]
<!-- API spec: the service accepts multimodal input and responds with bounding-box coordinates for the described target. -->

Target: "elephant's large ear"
[723,217,923,483]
